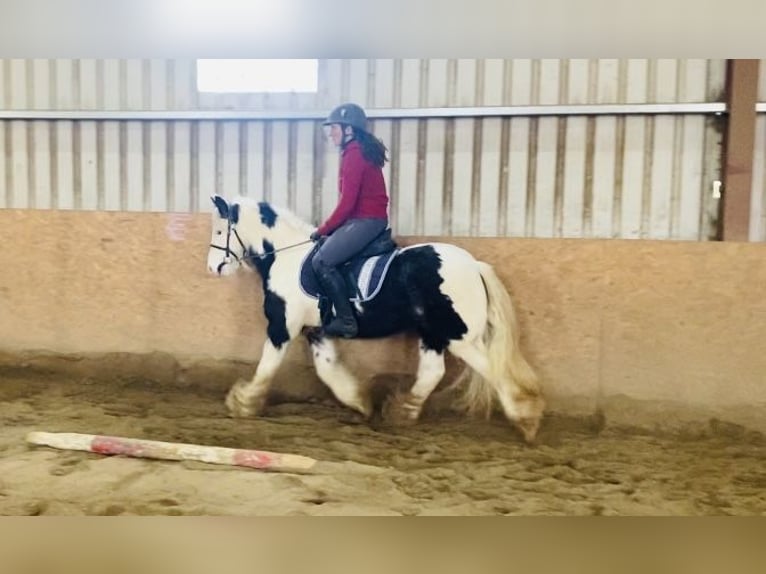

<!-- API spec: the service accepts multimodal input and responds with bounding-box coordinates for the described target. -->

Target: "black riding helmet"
[323,103,368,133]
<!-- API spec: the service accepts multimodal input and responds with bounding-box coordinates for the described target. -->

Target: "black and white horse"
[206,195,544,442]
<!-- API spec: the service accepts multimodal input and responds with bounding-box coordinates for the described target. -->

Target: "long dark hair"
[345,128,388,167]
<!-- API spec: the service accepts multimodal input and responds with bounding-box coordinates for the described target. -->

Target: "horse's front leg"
[226,338,289,418]
[226,286,304,417]
[305,328,372,418]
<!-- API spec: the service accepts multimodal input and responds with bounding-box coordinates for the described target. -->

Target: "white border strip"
[0,103,727,121]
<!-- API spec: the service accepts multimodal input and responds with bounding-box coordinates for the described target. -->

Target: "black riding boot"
[314,264,359,338]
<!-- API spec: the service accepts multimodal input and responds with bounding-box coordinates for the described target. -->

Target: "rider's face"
[327,123,344,147]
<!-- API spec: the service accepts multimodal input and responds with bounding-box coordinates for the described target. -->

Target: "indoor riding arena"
[1,58,765,516]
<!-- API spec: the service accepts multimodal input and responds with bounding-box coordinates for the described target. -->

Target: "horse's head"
[207,194,314,276]
[207,195,248,276]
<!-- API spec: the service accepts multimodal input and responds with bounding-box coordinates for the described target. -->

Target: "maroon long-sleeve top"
[316,140,389,236]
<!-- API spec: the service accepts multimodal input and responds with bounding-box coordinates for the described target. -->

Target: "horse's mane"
[232,195,315,234]
[271,205,315,234]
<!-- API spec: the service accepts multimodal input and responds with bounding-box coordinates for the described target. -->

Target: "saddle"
[299,228,400,309]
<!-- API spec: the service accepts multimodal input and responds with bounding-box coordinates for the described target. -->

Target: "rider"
[310,102,390,338]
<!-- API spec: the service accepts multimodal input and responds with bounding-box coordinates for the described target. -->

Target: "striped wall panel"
[0,59,726,111]
[0,59,726,240]
[0,114,721,239]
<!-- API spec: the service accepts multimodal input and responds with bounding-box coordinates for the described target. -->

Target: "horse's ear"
[258,202,278,228]
[230,203,240,224]
[211,195,229,219]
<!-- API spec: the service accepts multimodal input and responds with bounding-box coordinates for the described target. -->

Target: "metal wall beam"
[721,59,759,241]
[0,103,727,122]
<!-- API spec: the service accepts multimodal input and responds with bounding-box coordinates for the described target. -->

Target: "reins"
[209,222,313,269]
[247,239,314,260]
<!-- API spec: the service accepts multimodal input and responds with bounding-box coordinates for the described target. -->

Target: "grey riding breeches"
[312,218,388,269]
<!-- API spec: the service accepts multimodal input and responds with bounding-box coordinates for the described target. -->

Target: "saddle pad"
[299,245,399,303]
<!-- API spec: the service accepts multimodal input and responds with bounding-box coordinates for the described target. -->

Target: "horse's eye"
[216,230,223,235]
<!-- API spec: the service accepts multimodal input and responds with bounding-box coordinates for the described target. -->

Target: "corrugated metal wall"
[0,59,726,110]
[0,59,727,239]
[749,59,766,241]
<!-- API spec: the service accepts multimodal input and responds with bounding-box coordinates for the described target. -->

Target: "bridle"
[209,217,312,273]
[209,218,247,270]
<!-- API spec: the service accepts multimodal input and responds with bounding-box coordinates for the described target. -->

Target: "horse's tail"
[458,261,541,418]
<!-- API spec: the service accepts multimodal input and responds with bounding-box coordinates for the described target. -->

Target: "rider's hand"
[310,231,321,242]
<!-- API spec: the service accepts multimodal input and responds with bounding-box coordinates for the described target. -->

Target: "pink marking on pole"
[232,449,275,469]
[91,436,144,457]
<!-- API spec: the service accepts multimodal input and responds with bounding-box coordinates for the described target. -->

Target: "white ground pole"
[26,431,317,473]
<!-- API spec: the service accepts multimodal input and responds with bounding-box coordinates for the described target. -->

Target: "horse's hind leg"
[226,339,288,417]
[382,342,445,424]
[448,339,543,442]
[305,329,372,418]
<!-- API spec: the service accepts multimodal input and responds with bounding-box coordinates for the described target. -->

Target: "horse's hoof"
[356,396,374,420]
[225,381,264,418]
[381,393,422,426]
[513,394,545,443]
[337,410,370,426]
[515,416,541,444]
